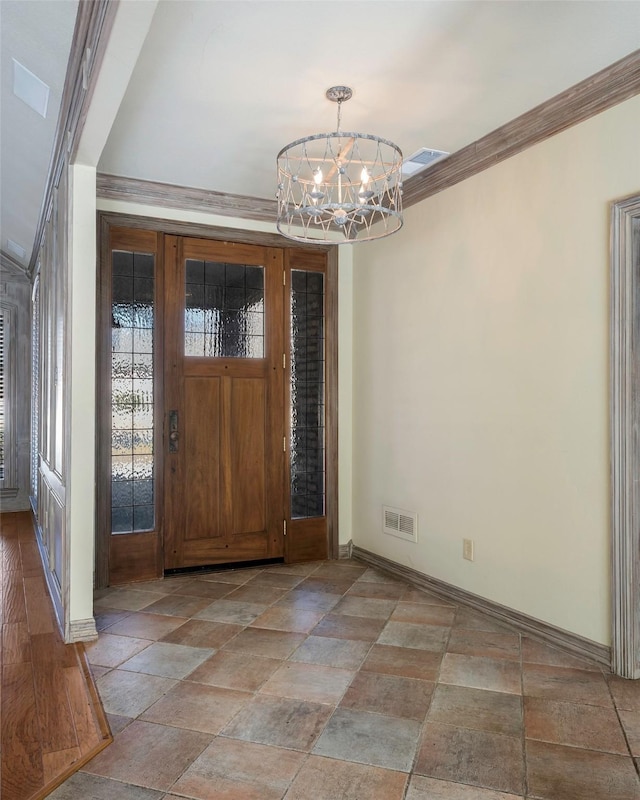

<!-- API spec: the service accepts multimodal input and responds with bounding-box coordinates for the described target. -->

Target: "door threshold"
[165,557,284,577]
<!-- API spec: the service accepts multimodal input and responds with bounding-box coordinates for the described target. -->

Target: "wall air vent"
[402,147,449,177]
[383,505,418,543]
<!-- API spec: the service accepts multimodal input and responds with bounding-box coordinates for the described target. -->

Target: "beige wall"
[352,95,640,645]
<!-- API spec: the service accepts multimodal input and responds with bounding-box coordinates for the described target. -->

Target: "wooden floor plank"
[3,571,27,624]
[31,635,79,754]
[23,576,55,636]
[0,513,20,537]
[1,663,44,800]
[20,539,44,577]
[3,622,32,664]
[2,539,22,573]
[0,512,112,800]
[64,666,102,753]
[42,747,82,784]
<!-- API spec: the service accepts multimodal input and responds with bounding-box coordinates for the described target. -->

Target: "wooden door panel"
[286,517,327,563]
[181,532,270,566]
[182,237,267,265]
[183,377,221,542]
[229,378,266,535]
[165,237,284,570]
[183,359,264,379]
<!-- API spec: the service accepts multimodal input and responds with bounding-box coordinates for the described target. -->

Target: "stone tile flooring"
[49,559,640,800]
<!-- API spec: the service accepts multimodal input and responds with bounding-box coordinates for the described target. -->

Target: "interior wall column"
[66,163,98,640]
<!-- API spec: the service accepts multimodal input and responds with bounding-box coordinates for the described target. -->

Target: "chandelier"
[276,86,403,244]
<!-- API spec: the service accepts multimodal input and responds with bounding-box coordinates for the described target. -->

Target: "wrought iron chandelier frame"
[276,87,403,244]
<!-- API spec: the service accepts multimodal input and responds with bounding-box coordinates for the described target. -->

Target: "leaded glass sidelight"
[290,269,325,518]
[184,260,265,358]
[111,250,155,533]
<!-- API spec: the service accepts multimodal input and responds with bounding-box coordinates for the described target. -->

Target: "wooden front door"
[163,236,285,569]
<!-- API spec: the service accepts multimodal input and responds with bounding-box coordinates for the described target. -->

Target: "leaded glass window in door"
[184,260,264,358]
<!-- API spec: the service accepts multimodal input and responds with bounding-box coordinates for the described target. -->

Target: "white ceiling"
[2,0,640,270]
[0,0,77,270]
[99,0,640,199]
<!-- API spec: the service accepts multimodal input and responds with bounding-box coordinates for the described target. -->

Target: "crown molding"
[96,173,278,223]
[28,0,118,278]
[403,48,640,208]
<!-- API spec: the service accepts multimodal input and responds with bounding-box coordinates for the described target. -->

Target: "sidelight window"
[290,269,325,519]
[110,250,155,533]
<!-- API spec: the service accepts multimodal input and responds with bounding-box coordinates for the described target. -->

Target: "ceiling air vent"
[12,59,49,118]
[402,147,449,177]
[6,239,27,261]
[383,505,418,543]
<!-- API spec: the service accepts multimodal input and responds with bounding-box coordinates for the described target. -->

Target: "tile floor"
[49,559,640,800]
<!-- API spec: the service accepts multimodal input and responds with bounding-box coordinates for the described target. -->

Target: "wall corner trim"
[610,192,640,679]
[352,546,611,669]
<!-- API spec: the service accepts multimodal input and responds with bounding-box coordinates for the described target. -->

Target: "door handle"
[169,410,179,452]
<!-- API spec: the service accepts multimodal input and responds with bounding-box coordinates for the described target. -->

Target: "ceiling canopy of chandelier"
[276,86,403,245]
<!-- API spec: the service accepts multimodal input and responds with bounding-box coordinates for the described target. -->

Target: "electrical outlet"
[463,538,474,561]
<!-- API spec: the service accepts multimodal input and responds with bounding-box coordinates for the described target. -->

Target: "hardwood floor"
[1,511,111,800]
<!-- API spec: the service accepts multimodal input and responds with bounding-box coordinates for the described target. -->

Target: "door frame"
[610,192,640,678]
[96,212,339,587]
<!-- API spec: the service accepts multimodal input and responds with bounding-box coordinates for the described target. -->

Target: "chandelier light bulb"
[313,168,323,185]
[360,166,370,184]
